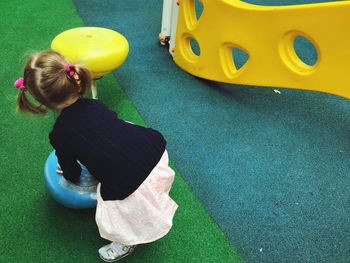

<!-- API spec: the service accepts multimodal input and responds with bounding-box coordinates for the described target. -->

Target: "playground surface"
[1,0,349,262]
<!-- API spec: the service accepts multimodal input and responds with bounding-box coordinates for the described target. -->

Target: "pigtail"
[17,90,47,114]
[74,65,92,95]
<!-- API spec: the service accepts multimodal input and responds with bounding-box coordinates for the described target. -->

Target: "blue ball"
[44,151,98,209]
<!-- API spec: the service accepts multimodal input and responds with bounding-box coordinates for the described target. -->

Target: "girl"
[15,50,178,262]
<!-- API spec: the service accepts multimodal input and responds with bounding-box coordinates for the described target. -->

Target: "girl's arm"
[55,149,81,183]
[50,130,81,182]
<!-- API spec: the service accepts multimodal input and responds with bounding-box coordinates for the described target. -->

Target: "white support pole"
[169,0,179,56]
[160,0,173,43]
[91,81,98,100]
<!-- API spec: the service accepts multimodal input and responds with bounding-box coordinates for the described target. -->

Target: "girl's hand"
[56,163,63,174]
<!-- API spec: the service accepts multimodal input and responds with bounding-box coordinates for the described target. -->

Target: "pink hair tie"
[14,77,27,92]
[65,63,75,77]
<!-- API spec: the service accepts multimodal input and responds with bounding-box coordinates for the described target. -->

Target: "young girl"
[15,50,178,262]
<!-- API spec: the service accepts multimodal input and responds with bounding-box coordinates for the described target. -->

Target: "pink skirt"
[95,150,178,245]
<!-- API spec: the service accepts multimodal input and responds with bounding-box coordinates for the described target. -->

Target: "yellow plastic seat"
[51,27,129,98]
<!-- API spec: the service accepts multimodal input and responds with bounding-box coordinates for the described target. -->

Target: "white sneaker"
[98,242,135,262]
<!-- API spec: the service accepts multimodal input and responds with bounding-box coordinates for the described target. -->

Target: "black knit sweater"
[49,98,166,200]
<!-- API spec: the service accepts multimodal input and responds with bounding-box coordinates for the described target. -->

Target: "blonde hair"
[17,50,92,114]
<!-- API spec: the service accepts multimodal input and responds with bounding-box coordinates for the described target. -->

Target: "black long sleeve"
[55,148,81,182]
[49,98,166,200]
